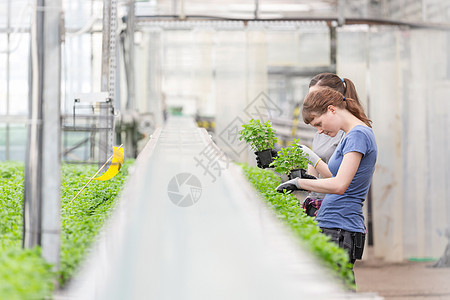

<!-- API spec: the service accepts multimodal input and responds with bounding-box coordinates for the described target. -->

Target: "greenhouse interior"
[1,0,450,299]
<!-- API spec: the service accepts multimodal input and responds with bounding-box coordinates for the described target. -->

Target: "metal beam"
[135,15,450,31]
[101,0,112,94]
[125,0,136,110]
[6,0,11,160]
[23,0,62,270]
[100,0,117,165]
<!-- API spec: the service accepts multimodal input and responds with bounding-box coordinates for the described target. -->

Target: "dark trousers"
[321,228,365,286]
[320,228,366,265]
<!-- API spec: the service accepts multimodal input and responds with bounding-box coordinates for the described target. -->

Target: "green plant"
[269,139,309,175]
[0,162,54,299]
[239,163,355,289]
[238,119,277,152]
[0,159,134,297]
[59,160,134,285]
[0,247,55,299]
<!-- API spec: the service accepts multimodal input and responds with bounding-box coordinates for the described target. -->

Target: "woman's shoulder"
[347,125,374,139]
[344,125,377,151]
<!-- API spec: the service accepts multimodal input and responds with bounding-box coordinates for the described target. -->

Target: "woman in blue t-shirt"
[301,73,363,217]
[276,87,377,274]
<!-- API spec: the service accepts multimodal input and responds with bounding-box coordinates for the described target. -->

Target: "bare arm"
[314,160,333,178]
[298,151,362,195]
[307,164,319,177]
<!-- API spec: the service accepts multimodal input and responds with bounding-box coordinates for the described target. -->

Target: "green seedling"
[269,138,309,175]
[238,119,277,152]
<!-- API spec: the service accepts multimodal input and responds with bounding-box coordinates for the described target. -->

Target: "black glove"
[255,149,278,169]
[295,169,317,180]
[276,169,316,193]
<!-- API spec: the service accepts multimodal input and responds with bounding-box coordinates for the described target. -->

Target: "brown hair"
[309,73,362,107]
[302,87,372,128]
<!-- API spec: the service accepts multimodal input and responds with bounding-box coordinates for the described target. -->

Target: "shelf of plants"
[0,160,134,299]
[240,164,355,288]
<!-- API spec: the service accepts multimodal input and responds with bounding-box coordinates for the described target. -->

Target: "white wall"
[339,25,450,261]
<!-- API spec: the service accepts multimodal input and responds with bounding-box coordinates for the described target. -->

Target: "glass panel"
[214,30,248,161]
[266,31,299,67]
[0,1,6,28]
[62,131,92,162]
[63,34,93,112]
[9,33,29,115]
[298,25,330,67]
[63,0,94,29]
[337,27,369,109]
[0,35,6,115]
[0,124,4,161]
[10,1,30,28]
[0,123,27,162]
[9,124,27,161]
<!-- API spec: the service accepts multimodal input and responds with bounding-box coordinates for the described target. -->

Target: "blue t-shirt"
[316,125,377,233]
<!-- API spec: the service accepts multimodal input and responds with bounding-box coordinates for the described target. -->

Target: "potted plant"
[269,139,310,179]
[239,119,277,168]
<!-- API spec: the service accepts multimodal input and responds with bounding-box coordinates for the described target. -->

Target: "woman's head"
[302,87,372,134]
[309,73,361,106]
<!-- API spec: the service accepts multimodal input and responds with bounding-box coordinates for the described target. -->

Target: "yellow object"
[94,146,124,181]
[291,105,300,137]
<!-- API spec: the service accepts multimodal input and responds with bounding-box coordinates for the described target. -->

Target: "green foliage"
[0,248,55,300]
[269,138,310,175]
[0,159,134,298]
[0,162,54,299]
[59,160,133,285]
[239,163,355,289]
[0,162,24,250]
[238,119,277,152]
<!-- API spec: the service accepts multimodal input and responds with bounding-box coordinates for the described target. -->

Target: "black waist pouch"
[352,232,365,260]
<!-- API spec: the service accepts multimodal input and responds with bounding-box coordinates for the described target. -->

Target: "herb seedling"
[269,138,309,176]
[238,119,277,152]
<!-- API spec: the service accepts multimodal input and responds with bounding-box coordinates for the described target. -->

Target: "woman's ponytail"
[344,97,372,128]
[342,78,363,108]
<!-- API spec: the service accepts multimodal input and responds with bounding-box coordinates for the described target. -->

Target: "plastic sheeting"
[138,22,330,163]
[338,25,450,261]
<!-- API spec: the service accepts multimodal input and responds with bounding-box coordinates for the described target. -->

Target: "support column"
[23,0,62,268]
[100,0,117,165]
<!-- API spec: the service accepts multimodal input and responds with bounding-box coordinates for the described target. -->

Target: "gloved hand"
[298,144,321,168]
[255,149,278,169]
[276,178,302,193]
[276,169,317,193]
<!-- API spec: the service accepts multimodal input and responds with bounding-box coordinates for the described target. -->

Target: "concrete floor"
[355,247,450,300]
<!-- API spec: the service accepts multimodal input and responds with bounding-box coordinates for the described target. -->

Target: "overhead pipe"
[135,15,450,31]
